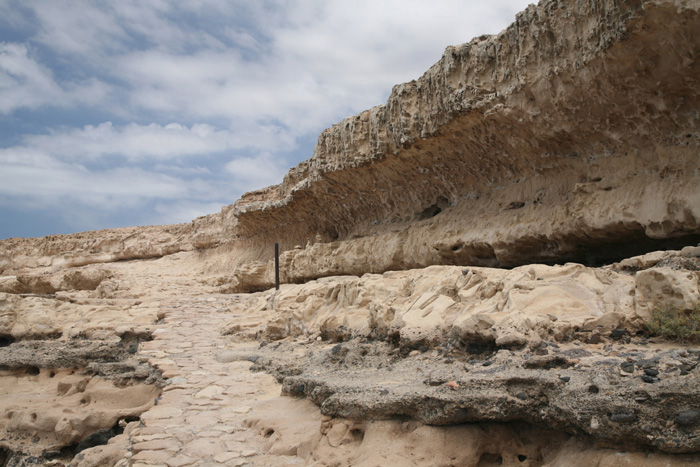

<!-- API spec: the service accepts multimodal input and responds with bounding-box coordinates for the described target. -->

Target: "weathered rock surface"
[213,257,700,457]
[222,0,700,289]
[223,260,700,347]
[251,339,700,454]
[0,290,161,341]
[0,253,697,464]
[247,399,700,466]
[0,368,159,463]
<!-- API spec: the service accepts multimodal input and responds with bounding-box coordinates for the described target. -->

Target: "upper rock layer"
[2,0,700,285]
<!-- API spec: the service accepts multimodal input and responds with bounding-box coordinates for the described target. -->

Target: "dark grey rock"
[251,336,700,454]
[637,359,659,369]
[677,410,700,426]
[559,348,592,358]
[610,329,627,339]
[611,412,638,423]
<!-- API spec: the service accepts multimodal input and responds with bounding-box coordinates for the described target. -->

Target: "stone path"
[117,295,301,467]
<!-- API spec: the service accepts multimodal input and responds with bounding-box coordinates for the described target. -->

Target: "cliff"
[226,0,700,290]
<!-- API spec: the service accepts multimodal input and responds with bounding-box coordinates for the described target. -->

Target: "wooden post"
[274,243,280,291]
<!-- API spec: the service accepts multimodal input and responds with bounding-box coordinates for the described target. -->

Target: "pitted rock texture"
[218,256,700,456]
[222,259,700,348]
[221,0,700,289]
[249,336,700,455]
[0,369,159,463]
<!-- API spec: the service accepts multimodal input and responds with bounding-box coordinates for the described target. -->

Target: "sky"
[0,0,533,240]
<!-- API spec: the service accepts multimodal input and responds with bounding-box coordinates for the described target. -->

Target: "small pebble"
[641,375,657,383]
[610,329,627,339]
[677,410,700,426]
[610,412,638,423]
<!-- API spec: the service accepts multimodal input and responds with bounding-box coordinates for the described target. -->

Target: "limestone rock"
[635,268,700,319]
[224,264,648,347]
[221,0,700,288]
[0,369,158,457]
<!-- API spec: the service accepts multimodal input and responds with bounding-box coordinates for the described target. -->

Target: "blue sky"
[0,0,533,239]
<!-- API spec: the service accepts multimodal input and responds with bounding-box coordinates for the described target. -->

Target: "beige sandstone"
[223,260,700,347]
[0,369,158,457]
[0,0,700,465]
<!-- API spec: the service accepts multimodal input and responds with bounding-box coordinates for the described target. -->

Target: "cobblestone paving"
[117,295,301,467]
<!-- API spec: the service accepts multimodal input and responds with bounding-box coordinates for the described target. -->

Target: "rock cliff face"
[222,0,700,289]
[1,0,699,289]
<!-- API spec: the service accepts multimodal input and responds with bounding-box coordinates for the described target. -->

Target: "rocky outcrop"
[245,397,700,465]
[225,0,700,289]
[0,225,191,275]
[0,368,159,463]
[249,337,700,455]
[0,213,237,275]
[223,255,700,347]
[218,253,700,455]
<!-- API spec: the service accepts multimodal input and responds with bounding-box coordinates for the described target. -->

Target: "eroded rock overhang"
[226,0,700,288]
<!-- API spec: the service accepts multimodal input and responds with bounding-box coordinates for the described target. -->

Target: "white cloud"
[0,157,184,206]
[0,120,275,228]
[224,152,289,194]
[0,42,111,113]
[16,121,290,161]
[3,1,533,128]
[0,0,534,237]
[152,200,226,225]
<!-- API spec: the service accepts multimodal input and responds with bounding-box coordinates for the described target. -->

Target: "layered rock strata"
[250,338,700,454]
[223,0,700,289]
[214,249,700,455]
